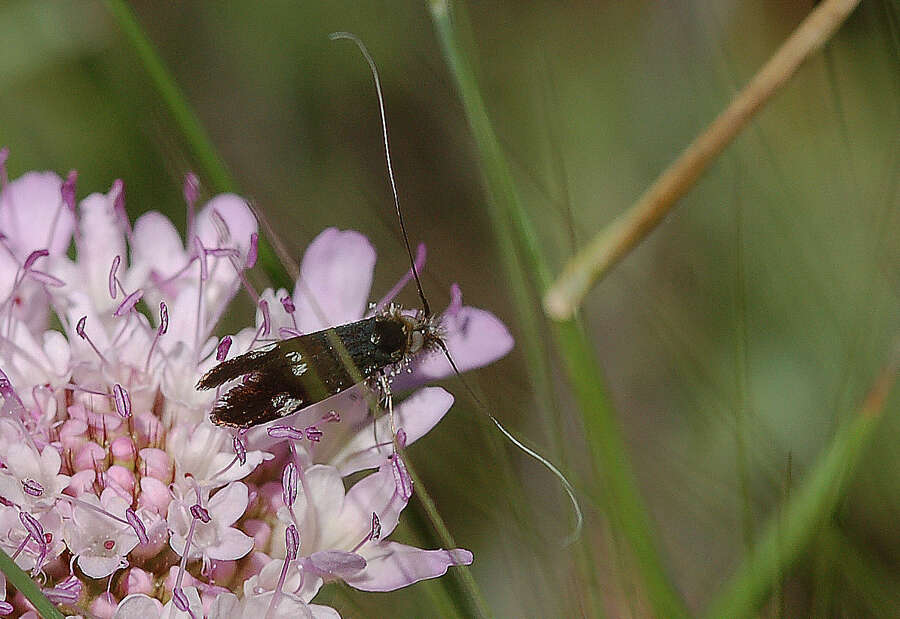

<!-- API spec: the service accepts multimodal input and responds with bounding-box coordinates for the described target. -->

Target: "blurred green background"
[1,1,897,617]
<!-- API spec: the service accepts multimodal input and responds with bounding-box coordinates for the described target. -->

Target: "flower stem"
[427,3,689,617]
[703,361,896,619]
[99,0,291,291]
[0,547,65,619]
[404,459,492,618]
[542,0,863,320]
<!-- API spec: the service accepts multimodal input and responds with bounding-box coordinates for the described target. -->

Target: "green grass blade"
[99,0,290,291]
[0,547,65,619]
[427,2,690,617]
[405,460,492,619]
[703,365,896,619]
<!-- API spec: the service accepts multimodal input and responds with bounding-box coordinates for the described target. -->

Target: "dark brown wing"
[196,316,406,428]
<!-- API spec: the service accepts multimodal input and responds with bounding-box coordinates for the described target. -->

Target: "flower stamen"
[267,524,299,619]
[75,316,108,366]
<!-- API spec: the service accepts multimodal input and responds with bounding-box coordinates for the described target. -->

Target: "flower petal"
[306,550,366,578]
[297,465,346,549]
[77,190,128,311]
[115,594,163,619]
[205,526,254,561]
[0,171,73,258]
[78,553,125,579]
[208,482,249,526]
[328,387,453,475]
[129,211,189,292]
[193,194,258,262]
[310,605,342,619]
[207,592,239,619]
[293,228,375,332]
[348,541,473,592]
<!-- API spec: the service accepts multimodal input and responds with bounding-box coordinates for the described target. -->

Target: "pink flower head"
[0,159,510,617]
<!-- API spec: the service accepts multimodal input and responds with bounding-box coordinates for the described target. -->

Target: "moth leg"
[376,373,398,453]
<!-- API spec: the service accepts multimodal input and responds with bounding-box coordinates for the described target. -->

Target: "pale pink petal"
[310,605,342,619]
[193,194,258,264]
[241,594,314,619]
[115,594,163,619]
[207,482,249,526]
[0,250,18,302]
[129,211,188,285]
[293,228,375,332]
[207,592,239,619]
[349,541,473,592]
[77,191,128,310]
[305,550,366,578]
[335,461,407,542]
[205,526,254,561]
[395,306,513,391]
[78,553,125,579]
[302,466,347,544]
[328,387,453,475]
[0,171,73,257]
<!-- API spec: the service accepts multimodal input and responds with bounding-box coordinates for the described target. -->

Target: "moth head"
[398,311,443,357]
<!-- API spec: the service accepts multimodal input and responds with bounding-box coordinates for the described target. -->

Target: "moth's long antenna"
[437,340,583,546]
[329,32,431,317]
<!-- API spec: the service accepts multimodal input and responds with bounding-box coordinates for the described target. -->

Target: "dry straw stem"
[543,0,863,320]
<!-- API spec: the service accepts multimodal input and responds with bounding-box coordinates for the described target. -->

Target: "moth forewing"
[196,305,443,428]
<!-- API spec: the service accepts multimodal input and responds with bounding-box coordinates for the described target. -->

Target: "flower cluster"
[0,153,513,618]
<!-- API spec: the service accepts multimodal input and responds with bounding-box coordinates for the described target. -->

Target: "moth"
[196,305,443,428]
[196,32,444,429]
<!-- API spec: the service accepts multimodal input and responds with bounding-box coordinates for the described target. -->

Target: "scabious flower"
[0,153,513,617]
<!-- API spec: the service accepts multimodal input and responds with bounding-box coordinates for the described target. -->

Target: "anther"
[108,255,121,299]
[75,316,107,364]
[114,289,143,316]
[22,479,44,497]
[125,508,149,545]
[267,425,305,441]
[391,454,413,501]
[61,170,78,213]
[259,299,270,336]
[110,179,131,236]
[304,426,323,442]
[282,463,298,507]
[158,301,169,335]
[371,512,382,540]
[280,295,295,314]
[246,233,258,269]
[284,524,299,561]
[19,511,45,547]
[113,383,131,418]
[23,249,49,272]
[216,336,232,361]
[232,435,247,466]
[190,504,211,524]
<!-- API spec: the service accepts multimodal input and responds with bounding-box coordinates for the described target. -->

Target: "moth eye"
[409,330,425,354]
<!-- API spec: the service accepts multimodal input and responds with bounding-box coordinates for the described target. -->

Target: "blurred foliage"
[0,1,897,617]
